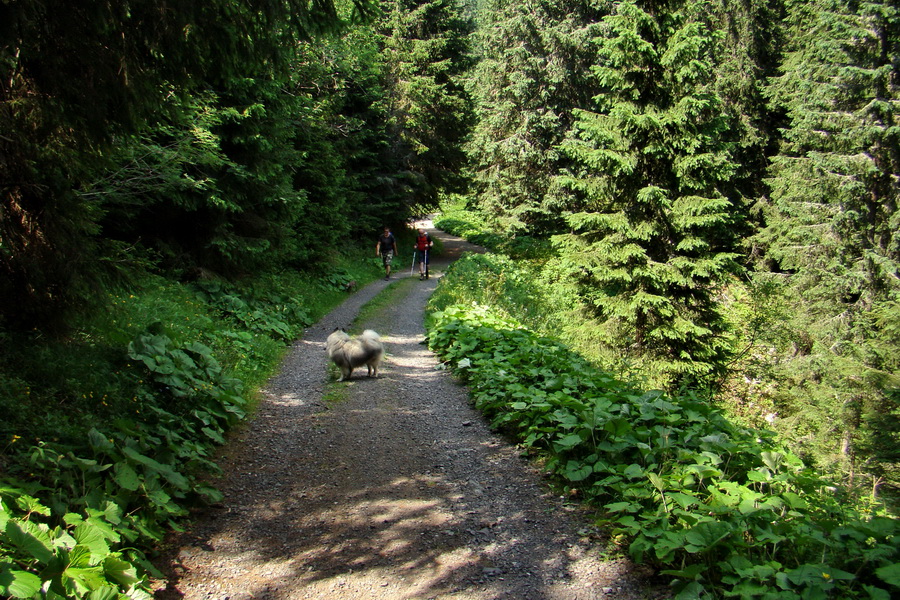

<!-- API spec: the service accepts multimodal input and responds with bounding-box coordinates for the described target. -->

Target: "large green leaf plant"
[428,302,900,599]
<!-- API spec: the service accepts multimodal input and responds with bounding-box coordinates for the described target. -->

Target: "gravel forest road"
[153,221,664,600]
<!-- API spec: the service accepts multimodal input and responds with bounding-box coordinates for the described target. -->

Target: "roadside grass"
[353,276,416,329]
[321,384,348,406]
[435,197,549,260]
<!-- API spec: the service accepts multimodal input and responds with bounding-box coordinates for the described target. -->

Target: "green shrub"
[190,280,311,342]
[427,303,900,599]
[427,252,635,380]
[0,255,383,599]
[0,323,246,598]
[435,206,552,260]
[1,482,155,600]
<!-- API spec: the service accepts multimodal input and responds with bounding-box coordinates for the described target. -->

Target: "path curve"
[154,221,663,600]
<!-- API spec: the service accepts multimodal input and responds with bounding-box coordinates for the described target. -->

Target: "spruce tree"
[374,0,475,213]
[465,0,603,234]
[0,0,372,329]
[705,0,782,227]
[756,0,900,484]
[83,38,368,276]
[555,0,744,387]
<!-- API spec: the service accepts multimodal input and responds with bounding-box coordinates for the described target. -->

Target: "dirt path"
[154,222,663,600]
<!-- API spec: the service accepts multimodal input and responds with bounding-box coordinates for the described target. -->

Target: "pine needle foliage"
[0,0,375,329]
[374,0,475,212]
[465,0,605,234]
[555,0,744,388]
[753,0,900,488]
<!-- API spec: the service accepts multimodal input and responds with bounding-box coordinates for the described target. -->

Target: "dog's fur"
[326,329,383,381]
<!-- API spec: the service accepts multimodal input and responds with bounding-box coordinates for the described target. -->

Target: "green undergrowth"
[0,251,381,599]
[435,199,550,259]
[426,250,629,383]
[425,303,900,599]
[432,204,628,378]
[321,385,349,405]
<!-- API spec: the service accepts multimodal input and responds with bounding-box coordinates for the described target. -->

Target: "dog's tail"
[360,330,381,343]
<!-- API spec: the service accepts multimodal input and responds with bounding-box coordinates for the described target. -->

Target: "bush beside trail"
[426,303,900,599]
[0,259,380,599]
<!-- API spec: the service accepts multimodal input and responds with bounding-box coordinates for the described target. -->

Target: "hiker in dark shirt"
[375,226,399,280]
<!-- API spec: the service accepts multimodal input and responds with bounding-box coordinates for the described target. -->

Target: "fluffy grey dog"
[325,329,383,381]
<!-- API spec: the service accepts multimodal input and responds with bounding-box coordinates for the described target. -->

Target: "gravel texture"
[153,222,666,600]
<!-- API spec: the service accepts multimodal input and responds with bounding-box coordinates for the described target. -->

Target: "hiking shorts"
[381,251,394,266]
[415,250,430,264]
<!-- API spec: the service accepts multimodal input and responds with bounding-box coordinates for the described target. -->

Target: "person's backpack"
[415,233,431,251]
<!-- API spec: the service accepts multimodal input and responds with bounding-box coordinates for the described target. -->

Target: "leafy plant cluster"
[317,269,358,293]
[0,260,381,599]
[1,328,241,599]
[427,303,900,599]
[190,281,312,343]
[426,251,569,341]
[1,486,152,600]
[427,248,637,383]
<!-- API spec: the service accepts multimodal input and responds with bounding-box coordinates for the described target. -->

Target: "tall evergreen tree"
[374,0,475,215]
[0,0,372,329]
[289,30,392,241]
[189,75,311,273]
[706,0,783,226]
[84,40,366,276]
[755,0,900,483]
[554,0,744,386]
[465,0,603,234]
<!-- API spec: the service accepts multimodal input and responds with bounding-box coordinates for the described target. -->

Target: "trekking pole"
[424,249,429,279]
[410,250,416,276]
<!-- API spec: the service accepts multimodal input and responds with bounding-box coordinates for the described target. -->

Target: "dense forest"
[1,0,898,598]
[462,0,899,502]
